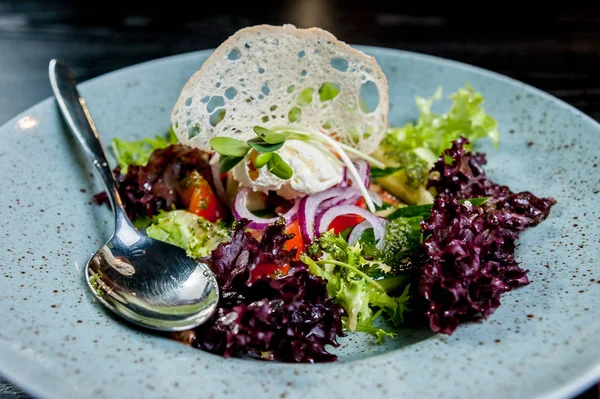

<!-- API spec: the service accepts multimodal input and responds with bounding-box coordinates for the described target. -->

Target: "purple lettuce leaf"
[190,220,346,363]
[418,137,556,334]
[427,136,556,229]
[97,144,214,220]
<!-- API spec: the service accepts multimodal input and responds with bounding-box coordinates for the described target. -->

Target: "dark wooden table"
[0,1,598,398]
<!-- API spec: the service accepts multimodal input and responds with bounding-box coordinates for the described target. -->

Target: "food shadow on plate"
[331,319,437,363]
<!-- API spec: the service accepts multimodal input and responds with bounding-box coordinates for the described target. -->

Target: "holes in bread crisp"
[288,107,302,122]
[298,50,306,58]
[362,126,373,140]
[359,81,379,114]
[186,119,192,127]
[348,127,361,144]
[210,109,226,127]
[261,84,270,96]
[319,82,340,102]
[297,88,314,106]
[261,115,269,123]
[224,87,237,100]
[215,82,221,88]
[207,96,225,113]
[300,69,307,77]
[185,97,193,107]
[287,85,295,93]
[227,49,240,60]
[258,94,264,100]
[200,96,210,104]
[188,124,200,138]
[175,122,179,129]
[270,105,277,111]
[330,58,349,72]
[258,67,265,74]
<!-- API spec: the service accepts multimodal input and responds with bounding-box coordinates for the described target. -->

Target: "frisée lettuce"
[303,231,411,343]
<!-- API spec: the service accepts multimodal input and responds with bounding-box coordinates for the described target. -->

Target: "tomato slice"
[179,171,225,223]
[327,198,367,234]
[328,214,364,235]
[284,219,305,260]
[249,219,306,282]
[177,172,199,208]
[355,197,367,209]
[250,263,290,283]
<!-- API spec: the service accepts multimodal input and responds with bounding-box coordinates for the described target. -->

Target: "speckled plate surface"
[0,46,599,399]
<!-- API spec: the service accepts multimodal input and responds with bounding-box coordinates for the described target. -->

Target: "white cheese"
[232,139,343,199]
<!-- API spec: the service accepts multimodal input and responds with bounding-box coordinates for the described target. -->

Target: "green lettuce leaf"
[373,84,499,204]
[303,231,412,343]
[335,278,371,331]
[111,127,177,173]
[369,284,411,327]
[353,310,396,344]
[146,210,229,258]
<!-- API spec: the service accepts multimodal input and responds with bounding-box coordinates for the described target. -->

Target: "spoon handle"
[48,59,133,228]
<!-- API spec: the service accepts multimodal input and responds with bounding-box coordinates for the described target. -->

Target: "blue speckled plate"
[1,47,599,399]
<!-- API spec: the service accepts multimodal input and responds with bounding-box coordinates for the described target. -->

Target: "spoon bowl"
[49,59,219,331]
[86,226,219,331]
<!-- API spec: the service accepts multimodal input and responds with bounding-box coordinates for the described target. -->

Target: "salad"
[94,24,556,363]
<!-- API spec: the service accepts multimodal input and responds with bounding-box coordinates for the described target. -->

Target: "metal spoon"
[48,59,219,331]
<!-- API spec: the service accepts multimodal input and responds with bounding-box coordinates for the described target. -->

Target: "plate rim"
[1,45,599,399]
[3,46,600,135]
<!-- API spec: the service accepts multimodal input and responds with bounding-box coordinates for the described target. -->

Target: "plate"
[1,46,599,399]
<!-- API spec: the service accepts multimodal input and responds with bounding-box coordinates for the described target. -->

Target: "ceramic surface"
[0,46,599,399]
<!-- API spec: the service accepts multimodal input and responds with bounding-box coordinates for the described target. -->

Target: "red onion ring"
[209,154,227,202]
[348,160,370,188]
[316,205,388,249]
[318,161,375,211]
[339,161,368,188]
[298,187,348,243]
[319,190,359,210]
[347,220,372,246]
[319,189,381,211]
[368,190,382,207]
[340,167,348,187]
[233,188,299,229]
[360,160,371,187]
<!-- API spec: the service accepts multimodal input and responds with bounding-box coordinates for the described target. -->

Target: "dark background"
[0,1,598,398]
